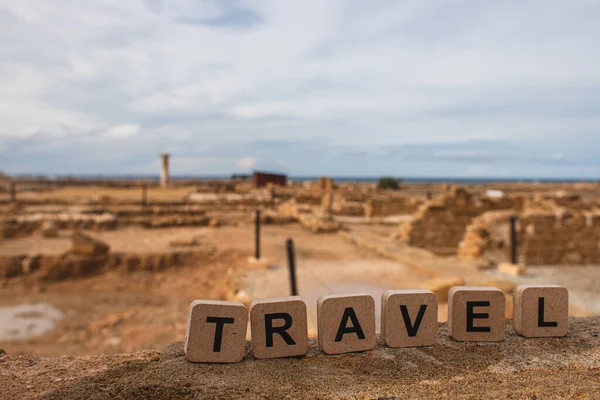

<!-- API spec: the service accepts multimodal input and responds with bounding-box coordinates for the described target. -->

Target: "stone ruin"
[399,187,524,255]
[459,208,600,266]
[0,230,214,282]
[364,195,422,218]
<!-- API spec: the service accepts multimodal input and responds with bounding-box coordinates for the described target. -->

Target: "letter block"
[513,285,568,337]
[448,287,505,342]
[381,289,438,348]
[250,296,309,359]
[318,293,376,355]
[185,300,248,363]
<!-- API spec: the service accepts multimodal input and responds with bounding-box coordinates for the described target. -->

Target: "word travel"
[184,285,568,363]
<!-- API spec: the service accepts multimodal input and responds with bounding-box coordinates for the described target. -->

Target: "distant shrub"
[377,177,400,190]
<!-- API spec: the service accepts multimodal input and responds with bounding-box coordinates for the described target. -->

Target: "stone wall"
[400,188,524,255]
[457,211,515,263]
[458,208,600,265]
[364,195,422,218]
[0,251,211,282]
[520,209,600,265]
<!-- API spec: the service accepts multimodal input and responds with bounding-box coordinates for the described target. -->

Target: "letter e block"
[185,300,248,363]
[250,296,309,359]
[513,285,568,337]
[381,289,438,348]
[448,287,505,342]
[318,293,376,355]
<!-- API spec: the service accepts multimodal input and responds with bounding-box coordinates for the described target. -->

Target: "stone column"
[160,153,170,188]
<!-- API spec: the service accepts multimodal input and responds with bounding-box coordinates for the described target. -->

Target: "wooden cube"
[448,286,505,342]
[381,289,438,348]
[317,293,376,355]
[513,285,568,337]
[250,296,309,359]
[185,300,248,363]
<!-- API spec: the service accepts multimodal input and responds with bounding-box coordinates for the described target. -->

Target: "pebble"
[53,378,62,383]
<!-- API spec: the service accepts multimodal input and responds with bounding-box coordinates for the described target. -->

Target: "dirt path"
[1,317,599,399]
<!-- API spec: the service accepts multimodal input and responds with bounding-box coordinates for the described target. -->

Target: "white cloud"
[235,157,257,170]
[104,124,141,139]
[0,0,599,177]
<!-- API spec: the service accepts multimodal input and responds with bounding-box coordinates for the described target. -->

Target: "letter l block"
[513,285,568,337]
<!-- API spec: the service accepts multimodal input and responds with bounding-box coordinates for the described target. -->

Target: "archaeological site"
[1,164,600,398]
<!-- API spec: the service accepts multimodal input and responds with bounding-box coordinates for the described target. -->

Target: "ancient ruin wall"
[400,188,523,255]
[364,195,422,218]
[458,208,600,265]
[519,209,600,265]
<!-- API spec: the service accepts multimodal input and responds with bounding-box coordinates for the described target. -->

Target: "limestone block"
[381,289,438,348]
[498,262,526,276]
[513,285,568,337]
[318,293,376,355]
[247,257,269,269]
[71,231,109,256]
[185,300,248,363]
[250,296,308,359]
[448,286,505,342]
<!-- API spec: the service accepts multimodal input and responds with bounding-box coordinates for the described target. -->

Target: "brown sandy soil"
[0,247,244,357]
[0,225,395,357]
[5,186,191,203]
[0,227,218,255]
[1,317,599,399]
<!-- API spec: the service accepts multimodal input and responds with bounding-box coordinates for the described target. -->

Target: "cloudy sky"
[1,0,599,178]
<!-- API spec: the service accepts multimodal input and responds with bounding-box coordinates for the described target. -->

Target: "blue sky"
[1,0,599,178]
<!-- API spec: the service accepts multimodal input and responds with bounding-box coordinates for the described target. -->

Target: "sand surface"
[1,317,599,399]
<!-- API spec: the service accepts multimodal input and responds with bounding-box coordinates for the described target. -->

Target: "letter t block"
[185,300,248,363]
[448,286,505,342]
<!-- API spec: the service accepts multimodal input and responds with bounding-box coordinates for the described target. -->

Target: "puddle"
[0,303,64,342]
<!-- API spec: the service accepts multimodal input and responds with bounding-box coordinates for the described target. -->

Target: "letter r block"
[185,300,248,363]
[513,285,568,337]
[448,287,505,342]
[250,296,309,359]
[317,293,376,355]
[381,289,438,348]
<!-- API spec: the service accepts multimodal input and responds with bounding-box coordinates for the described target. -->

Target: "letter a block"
[381,289,438,348]
[318,293,376,355]
[250,296,309,359]
[513,285,568,337]
[448,287,505,342]
[185,300,248,363]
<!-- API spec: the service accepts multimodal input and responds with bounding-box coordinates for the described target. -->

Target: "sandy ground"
[1,317,599,399]
[3,186,191,203]
[0,225,404,357]
[0,227,218,255]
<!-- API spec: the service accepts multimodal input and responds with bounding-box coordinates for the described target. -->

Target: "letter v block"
[381,289,438,348]
[513,285,568,337]
[250,296,309,359]
[185,300,248,363]
[318,293,376,355]
[448,287,505,342]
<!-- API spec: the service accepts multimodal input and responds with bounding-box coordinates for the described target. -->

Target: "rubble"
[70,231,110,256]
